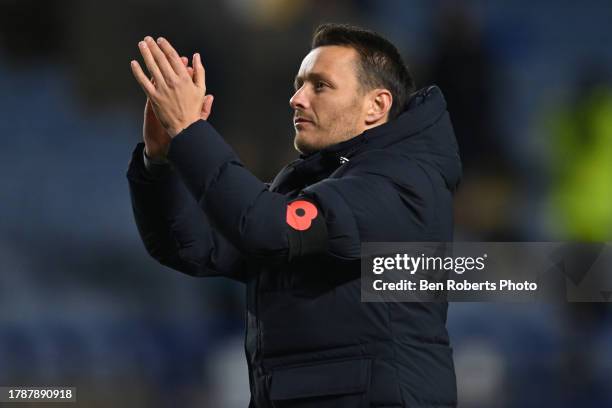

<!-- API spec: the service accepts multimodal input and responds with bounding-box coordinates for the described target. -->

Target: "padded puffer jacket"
[127,85,462,407]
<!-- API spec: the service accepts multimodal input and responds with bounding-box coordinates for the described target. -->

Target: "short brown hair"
[311,23,415,120]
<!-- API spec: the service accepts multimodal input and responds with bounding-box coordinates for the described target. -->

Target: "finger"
[193,53,205,89]
[157,37,188,76]
[130,60,157,96]
[138,40,165,87]
[144,36,177,83]
[181,56,194,78]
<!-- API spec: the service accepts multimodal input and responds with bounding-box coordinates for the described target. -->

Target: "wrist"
[144,145,169,163]
[168,117,201,138]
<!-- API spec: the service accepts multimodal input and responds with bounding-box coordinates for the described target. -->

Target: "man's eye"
[314,81,327,91]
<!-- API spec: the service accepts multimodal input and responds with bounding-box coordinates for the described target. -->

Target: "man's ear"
[365,89,393,125]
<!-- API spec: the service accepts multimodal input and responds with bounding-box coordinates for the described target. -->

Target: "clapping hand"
[131,36,214,151]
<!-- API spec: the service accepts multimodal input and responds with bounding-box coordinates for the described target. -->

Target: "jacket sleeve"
[127,142,247,282]
[166,120,363,263]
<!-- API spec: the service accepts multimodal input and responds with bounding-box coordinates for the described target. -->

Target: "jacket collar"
[293,86,446,176]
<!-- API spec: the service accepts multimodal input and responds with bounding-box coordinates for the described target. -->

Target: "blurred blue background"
[1,0,611,406]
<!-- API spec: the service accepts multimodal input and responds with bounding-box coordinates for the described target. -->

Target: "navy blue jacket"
[127,86,462,407]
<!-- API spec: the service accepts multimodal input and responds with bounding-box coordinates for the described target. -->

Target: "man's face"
[290,45,367,154]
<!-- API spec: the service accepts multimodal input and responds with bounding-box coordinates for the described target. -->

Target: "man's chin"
[293,133,318,155]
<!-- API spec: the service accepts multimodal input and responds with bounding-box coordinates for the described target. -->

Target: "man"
[127,24,461,407]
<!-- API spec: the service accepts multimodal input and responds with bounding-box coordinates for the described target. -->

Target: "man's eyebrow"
[293,72,332,89]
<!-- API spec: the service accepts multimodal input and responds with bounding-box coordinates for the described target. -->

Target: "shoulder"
[302,149,445,241]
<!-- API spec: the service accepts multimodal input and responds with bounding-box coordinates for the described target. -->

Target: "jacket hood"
[276,86,462,193]
[370,85,463,191]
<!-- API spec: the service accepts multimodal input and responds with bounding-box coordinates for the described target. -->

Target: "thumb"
[201,94,214,120]
[144,97,153,117]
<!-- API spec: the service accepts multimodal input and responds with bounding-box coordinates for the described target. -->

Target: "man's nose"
[289,86,309,110]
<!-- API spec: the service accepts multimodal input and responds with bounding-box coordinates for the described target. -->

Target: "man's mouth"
[294,117,314,126]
